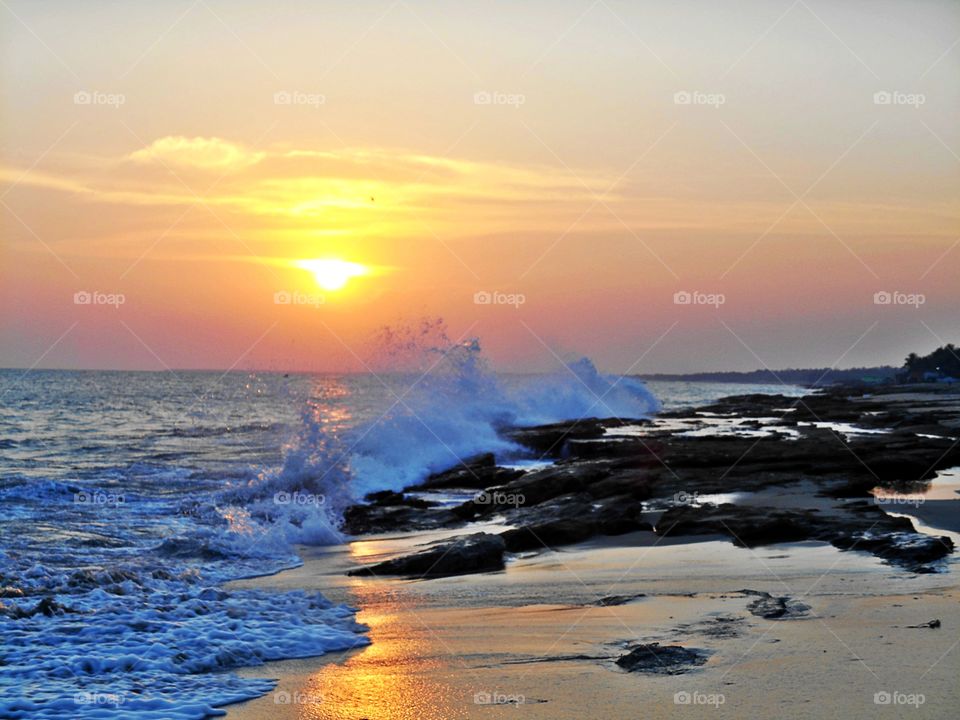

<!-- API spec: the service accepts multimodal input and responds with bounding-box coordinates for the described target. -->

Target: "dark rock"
[343,487,460,534]
[655,503,817,546]
[414,454,524,490]
[905,619,941,629]
[678,615,747,638]
[830,531,953,571]
[451,462,616,521]
[655,501,951,572]
[590,495,653,535]
[585,469,655,500]
[499,494,652,552]
[348,532,506,579]
[365,490,434,508]
[866,454,940,483]
[341,503,460,535]
[504,419,614,457]
[1,596,75,619]
[501,519,598,552]
[741,590,809,619]
[501,462,612,504]
[819,477,877,499]
[565,436,663,462]
[681,393,800,418]
[615,643,709,674]
[595,593,646,606]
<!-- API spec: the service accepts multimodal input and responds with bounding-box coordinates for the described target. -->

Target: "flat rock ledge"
[348,532,506,579]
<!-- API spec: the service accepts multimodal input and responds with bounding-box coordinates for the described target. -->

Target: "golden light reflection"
[349,540,388,559]
[298,580,466,720]
[308,376,355,434]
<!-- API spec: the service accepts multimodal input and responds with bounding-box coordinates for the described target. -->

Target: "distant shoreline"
[640,366,896,385]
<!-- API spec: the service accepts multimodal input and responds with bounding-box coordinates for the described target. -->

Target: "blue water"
[0,372,376,719]
[0,362,802,718]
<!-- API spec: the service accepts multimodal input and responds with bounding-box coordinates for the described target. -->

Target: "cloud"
[8,138,957,242]
[129,136,264,170]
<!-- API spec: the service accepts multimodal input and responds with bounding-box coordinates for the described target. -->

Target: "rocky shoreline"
[344,384,959,578]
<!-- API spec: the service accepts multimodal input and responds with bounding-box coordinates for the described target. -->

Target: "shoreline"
[225,383,960,718]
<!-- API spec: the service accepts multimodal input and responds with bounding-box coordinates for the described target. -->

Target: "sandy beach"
[227,517,960,719]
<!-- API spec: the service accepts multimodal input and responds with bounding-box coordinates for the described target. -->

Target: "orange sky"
[1,0,958,373]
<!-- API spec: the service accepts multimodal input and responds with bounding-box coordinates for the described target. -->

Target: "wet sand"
[226,527,960,719]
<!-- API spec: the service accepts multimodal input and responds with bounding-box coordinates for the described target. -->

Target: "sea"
[0,353,805,718]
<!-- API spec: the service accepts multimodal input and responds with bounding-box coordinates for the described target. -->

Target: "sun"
[295,259,369,291]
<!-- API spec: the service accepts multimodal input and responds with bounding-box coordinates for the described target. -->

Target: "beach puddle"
[608,414,905,442]
[796,421,891,438]
[872,467,960,545]
[606,416,801,440]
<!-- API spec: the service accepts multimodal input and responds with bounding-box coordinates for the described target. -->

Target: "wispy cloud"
[2,138,620,226]
[129,136,265,170]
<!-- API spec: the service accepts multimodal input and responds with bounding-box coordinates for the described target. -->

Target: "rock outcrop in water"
[345,385,960,578]
[413,453,525,490]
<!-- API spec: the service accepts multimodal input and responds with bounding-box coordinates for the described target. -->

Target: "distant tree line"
[641,346,960,386]
[899,344,960,382]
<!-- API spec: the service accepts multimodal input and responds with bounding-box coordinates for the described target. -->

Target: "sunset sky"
[1,0,958,373]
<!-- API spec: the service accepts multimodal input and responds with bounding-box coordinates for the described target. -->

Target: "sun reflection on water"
[295,579,467,720]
